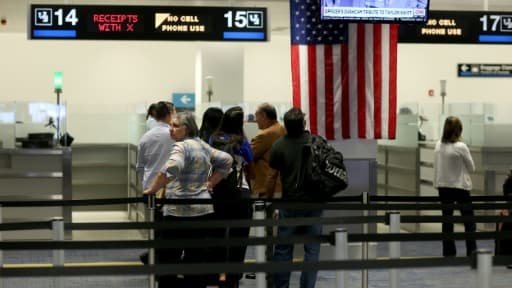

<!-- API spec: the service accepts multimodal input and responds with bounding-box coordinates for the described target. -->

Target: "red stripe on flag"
[291,45,301,108]
[324,45,334,140]
[341,44,350,139]
[388,25,398,139]
[373,24,382,139]
[357,24,366,138]
[307,46,318,135]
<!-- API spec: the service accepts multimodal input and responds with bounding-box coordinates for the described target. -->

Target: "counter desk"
[0,147,71,239]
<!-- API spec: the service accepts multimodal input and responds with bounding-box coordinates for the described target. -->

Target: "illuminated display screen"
[399,10,512,44]
[320,0,429,23]
[29,5,267,41]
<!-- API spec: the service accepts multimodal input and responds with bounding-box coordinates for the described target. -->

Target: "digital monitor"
[320,0,429,23]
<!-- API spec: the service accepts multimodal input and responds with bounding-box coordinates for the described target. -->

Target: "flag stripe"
[291,45,301,108]
[316,46,326,137]
[299,45,309,119]
[373,24,382,139]
[307,46,318,135]
[348,25,358,139]
[389,24,398,139]
[381,25,390,138]
[357,24,366,138]
[324,45,334,139]
[364,24,374,139]
[333,44,342,140]
[341,42,350,139]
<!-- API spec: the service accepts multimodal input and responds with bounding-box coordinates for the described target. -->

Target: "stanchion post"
[361,192,369,288]
[52,217,64,288]
[254,201,267,288]
[388,212,401,288]
[147,195,156,288]
[477,249,492,288]
[334,228,349,288]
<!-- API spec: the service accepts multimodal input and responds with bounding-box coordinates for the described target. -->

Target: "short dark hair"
[257,103,277,121]
[153,101,171,121]
[283,107,305,137]
[441,116,462,143]
[146,103,157,120]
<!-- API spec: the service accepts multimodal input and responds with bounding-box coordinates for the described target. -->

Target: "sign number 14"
[35,8,79,26]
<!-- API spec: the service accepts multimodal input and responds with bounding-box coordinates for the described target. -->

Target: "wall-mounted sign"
[458,63,512,77]
[29,5,267,41]
[172,93,195,112]
[399,10,512,44]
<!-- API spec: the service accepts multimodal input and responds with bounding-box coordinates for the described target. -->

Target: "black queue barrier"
[0,194,512,288]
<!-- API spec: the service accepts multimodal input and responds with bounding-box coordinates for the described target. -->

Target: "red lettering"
[93,14,139,25]
[128,15,138,23]
[97,23,122,32]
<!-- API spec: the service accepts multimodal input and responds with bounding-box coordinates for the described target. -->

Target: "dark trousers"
[158,213,215,288]
[213,193,253,286]
[438,187,477,256]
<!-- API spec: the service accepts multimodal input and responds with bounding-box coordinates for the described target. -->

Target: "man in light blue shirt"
[136,101,175,190]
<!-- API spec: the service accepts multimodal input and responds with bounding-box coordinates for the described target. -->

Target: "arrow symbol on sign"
[460,64,469,72]
[181,95,191,104]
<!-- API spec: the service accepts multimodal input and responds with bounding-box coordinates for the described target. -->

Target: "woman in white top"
[434,116,477,257]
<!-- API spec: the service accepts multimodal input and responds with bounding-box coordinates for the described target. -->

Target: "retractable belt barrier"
[1,230,512,250]
[0,194,508,207]
[1,194,512,287]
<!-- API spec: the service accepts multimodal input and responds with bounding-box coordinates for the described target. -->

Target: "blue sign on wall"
[172,93,195,110]
[458,63,512,77]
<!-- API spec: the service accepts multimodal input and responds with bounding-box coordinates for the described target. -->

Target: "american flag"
[290,0,397,139]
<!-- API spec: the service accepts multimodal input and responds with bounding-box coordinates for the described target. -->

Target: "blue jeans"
[273,209,323,288]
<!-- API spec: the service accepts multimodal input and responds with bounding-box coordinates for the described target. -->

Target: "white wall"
[398,44,512,105]
[1,0,512,147]
[0,32,292,144]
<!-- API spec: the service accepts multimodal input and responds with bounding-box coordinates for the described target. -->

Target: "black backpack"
[299,134,348,200]
[209,135,242,201]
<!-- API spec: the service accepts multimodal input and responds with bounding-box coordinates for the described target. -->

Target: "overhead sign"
[29,5,267,41]
[458,63,512,77]
[399,10,512,44]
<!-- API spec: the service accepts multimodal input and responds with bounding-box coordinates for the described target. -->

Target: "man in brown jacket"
[250,103,286,198]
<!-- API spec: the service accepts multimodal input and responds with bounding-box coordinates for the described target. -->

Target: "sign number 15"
[224,10,263,29]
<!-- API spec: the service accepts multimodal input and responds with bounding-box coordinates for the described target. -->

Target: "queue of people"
[137,101,321,288]
[136,101,501,288]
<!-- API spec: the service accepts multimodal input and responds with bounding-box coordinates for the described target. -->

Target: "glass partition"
[0,102,15,148]
[67,102,146,145]
[0,101,67,149]
[386,102,512,147]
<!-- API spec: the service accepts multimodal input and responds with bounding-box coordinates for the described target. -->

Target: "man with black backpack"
[266,107,322,288]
